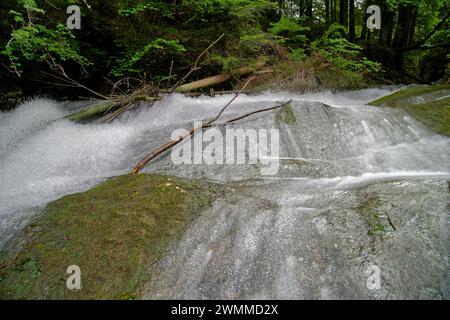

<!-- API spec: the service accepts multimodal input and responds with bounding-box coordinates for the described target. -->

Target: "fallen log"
[174,56,268,93]
[131,99,292,174]
[65,101,115,123]
[65,96,162,123]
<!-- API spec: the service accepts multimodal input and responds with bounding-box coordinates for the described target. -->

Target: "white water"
[0,88,448,244]
[1,88,449,298]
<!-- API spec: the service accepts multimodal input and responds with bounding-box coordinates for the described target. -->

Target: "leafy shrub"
[289,48,306,61]
[111,38,186,77]
[269,15,310,48]
[1,0,89,75]
[311,24,382,77]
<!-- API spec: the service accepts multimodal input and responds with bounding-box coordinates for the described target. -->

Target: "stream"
[0,87,449,298]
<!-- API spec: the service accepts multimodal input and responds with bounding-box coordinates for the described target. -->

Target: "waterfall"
[1,88,449,298]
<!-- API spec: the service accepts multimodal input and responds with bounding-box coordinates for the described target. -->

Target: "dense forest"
[0,0,449,106]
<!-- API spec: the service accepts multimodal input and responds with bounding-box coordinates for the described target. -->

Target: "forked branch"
[132,77,292,174]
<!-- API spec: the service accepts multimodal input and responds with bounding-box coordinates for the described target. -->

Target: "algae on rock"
[275,102,297,125]
[0,174,221,299]
[369,85,450,136]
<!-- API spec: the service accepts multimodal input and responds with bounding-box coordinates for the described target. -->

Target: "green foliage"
[270,16,307,35]
[312,24,382,76]
[1,0,89,74]
[111,38,186,77]
[289,48,306,61]
[3,24,89,71]
[1,0,445,95]
[110,0,275,78]
[18,0,45,14]
[118,2,160,17]
[210,54,242,72]
[269,15,310,47]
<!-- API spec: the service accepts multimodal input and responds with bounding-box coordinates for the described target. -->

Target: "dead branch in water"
[222,100,292,124]
[132,78,292,174]
[132,76,255,174]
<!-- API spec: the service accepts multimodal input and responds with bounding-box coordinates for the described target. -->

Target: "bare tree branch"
[131,80,293,174]
[400,12,450,52]
[132,76,254,174]
[169,33,225,94]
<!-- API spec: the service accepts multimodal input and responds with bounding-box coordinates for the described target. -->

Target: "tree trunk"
[333,0,338,22]
[349,0,355,41]
[360,0,370,41]
[65,101,115,123]
[392,4,417,67]
[392,5,416,49]
[408,9,418,46]
[339,0,348,26]
[379,4,395,47]
[325,0,330,25]
[306,0,313,18]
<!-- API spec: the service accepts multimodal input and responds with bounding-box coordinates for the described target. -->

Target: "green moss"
[403,98,450,136]
[369,85,450,136]
[65,101,115,123]
[370,85,450,107]
[275,103,297,125]
[357,196,386,237]
[0,174,221,299]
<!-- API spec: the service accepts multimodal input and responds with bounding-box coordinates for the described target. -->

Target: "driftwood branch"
[131,80,292,174]
[131,76,255,174]
[207,76,255,124]
[42,71,111,101]
[223,100,292,124]
[131,99,292,174]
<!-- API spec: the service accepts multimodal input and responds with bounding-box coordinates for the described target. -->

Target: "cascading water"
[0,87,449,298]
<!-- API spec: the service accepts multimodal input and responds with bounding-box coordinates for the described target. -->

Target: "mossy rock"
[369,85,450,136]
[356,195,386,237]
[275,102,297,125]
[0,174,221,299]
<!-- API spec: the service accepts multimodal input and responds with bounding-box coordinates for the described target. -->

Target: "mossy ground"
[0,174,221,299]
[369,85,450,136]
[243,55,375,93]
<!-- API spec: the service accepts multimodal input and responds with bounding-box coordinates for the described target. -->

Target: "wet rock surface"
[145,178,449,299]
[0,86,449,299]
[0,174,221,299]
